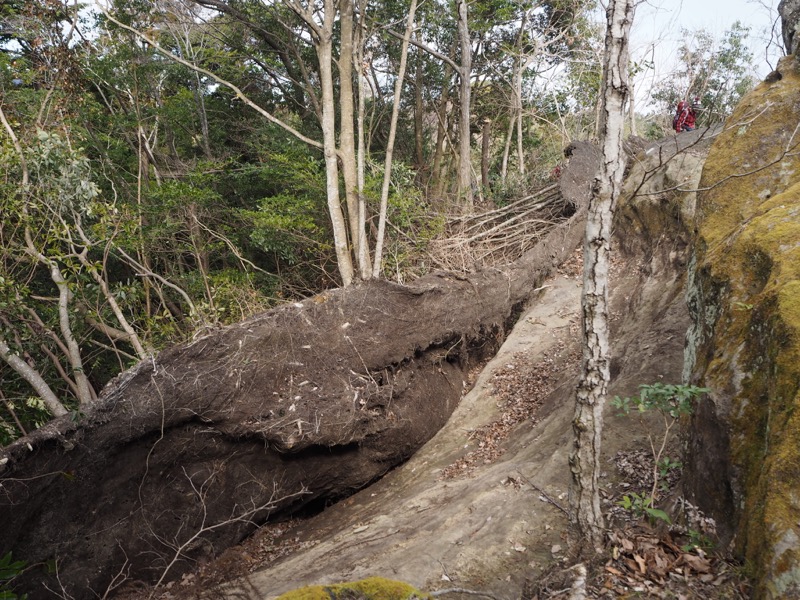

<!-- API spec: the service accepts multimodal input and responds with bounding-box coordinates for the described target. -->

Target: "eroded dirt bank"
[205,238,692,599]
[194,134,712,599]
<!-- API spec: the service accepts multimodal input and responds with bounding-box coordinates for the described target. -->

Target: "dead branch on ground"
[428,183,571,272]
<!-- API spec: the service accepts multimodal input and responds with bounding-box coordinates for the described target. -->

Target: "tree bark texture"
[372,0,418,278]
[456,0,473,210]
[481,118,491,190]
[317,0,355,286]
[338,0,366,278]
[569,0,634,550]
[0,336,68,417]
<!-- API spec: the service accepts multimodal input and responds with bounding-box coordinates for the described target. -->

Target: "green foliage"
[612,384,708,526]
[641,119,667,141]
[0,552,27,600]
[617,492,671,524]
[0,419,17,447]
[611,383,708,419]
[681,529,715,553]
[27,131,100,215]
[242,152,334,291]
[657,457,682,485]
[367,161,443,280]
[651,22,755,125]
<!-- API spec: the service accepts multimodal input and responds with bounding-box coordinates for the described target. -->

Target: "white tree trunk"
[456,0,473,211]
[569,0,634,550]
[0,336,68,418]
[355,0,369,281]
[50,261,95,404]
[339,0,367,279]
[317,0,355,286]
[372,0,418,278]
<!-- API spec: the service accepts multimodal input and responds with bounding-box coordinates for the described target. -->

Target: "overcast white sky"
[629,0,783,110]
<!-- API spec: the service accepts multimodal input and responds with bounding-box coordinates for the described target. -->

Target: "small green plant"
[681,529,715,552]
[0,552,28,600]
[612,383,708,523]
[657,457,682,490]
[617,492,671,524]
[612,383,706,419]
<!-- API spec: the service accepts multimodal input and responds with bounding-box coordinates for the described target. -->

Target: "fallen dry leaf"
[634,553,647,574]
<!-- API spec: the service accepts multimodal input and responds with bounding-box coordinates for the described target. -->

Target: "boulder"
[685,55,800,598]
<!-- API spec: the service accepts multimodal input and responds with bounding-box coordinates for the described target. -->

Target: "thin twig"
[431,588,505,600]
[515,470,569,515]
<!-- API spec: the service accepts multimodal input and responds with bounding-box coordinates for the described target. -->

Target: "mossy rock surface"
[687,54,800,599]
[275,576,432,600]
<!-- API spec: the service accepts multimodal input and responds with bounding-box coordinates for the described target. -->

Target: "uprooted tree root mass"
[0,145,599,598]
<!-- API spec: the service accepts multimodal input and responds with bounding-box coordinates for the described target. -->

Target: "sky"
[629,0,783,111]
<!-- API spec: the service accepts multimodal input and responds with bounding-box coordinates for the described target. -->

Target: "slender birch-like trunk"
[569,0,634,550]
[0,336,68,417]
[372,0,418,278]
[355,0,369,280]
[317,0,355,286]
[414,43,425,169]
[456,0,473,211]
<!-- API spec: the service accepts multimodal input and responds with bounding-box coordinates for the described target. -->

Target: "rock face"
[685,55,800,598]
[780,0,800,55]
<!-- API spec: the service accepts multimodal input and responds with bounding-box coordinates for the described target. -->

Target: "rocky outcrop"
[684,55,800,598]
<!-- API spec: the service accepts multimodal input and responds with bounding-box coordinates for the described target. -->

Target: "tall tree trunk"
[372,0,418,278]
[318,0,355,286]
[481,117,490,191]
[501,15,531,184]
[192,69,213,159]
[414,44,425,170]
[339,0,366,278]
[431,59,454,200]
[456,0,473,211]
[355,0,369,281]
[515,97,525,175]
[500,112,514,185]
[569,0,634,550]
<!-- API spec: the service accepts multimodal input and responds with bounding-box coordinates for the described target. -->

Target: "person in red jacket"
[673,99,697,132]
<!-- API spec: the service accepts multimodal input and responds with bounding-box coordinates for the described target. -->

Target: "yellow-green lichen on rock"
[274,576,432,600]
[686,54,800,599]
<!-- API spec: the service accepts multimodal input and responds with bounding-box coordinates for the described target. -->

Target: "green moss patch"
[275,576,432,600]
[691,55,800,598]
